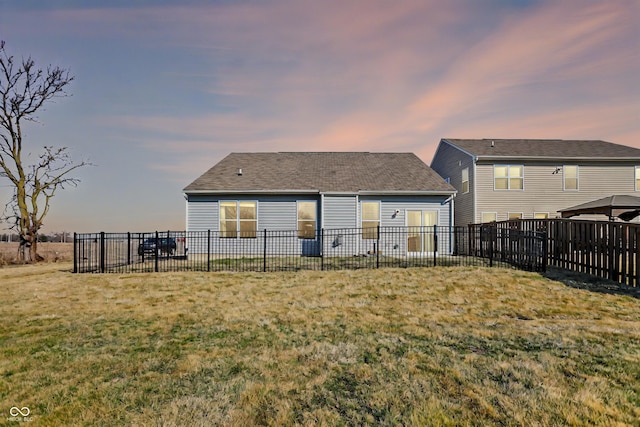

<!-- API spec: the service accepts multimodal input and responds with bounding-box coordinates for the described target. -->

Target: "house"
[430,138,640,226]
[183,152,456,255]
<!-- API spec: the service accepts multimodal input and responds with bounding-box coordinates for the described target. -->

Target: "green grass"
[1,263,639,426]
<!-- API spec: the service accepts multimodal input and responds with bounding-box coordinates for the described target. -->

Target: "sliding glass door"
[407,210,437,253]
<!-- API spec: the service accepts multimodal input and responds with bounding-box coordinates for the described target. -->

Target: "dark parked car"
[138,237,177,256]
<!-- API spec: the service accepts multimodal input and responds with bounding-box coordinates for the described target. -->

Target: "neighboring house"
[430,138,640,226]
[183,152,456,255]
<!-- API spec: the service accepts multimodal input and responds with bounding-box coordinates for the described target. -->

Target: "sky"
[0,0,638,233]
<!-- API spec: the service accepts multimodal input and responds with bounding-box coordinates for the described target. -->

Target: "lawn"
[1,263,639,426]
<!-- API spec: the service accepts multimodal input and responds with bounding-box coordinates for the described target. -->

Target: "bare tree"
[0,41,89,262]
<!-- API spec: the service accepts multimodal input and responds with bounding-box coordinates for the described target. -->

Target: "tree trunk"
[30,239,40,262]
[17,232,40,263]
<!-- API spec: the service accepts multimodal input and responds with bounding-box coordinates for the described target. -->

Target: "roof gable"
[184,152,455,194]
[441,139,640,160]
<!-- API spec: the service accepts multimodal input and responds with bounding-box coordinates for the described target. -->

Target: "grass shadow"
[542,266,640,299]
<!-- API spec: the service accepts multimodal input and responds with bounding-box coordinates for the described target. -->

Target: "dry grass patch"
[0,242,73,264]
[1,263,639,426]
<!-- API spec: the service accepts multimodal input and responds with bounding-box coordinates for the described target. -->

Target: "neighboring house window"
[481,212,497,223]
[508,212,523,220]
[298,201,317,239]
[494,165,523,190]
[220,201,257,238]
[361,201,380,239]
[461,168,469,194]
[534,212,549,219]
[564,165,578,190]
[635,166,640,191]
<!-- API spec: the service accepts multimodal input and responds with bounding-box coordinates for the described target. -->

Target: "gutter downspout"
[472,156,478,224]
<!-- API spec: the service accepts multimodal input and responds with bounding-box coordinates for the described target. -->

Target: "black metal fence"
[73,226,547,274]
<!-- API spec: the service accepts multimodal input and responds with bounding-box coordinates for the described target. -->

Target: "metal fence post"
[127,232,131,266]
[73,232,78,273]
[207,229,211,272]
[321,228,324,271]
[376,225,380,269]
[100,232,105,273]
[263,229,267,272]
[434,225,438,266]
[154,230,159,273]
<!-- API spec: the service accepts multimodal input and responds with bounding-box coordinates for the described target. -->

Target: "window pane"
[298,201,316,239]
[481,212,496,222]
[298,202,316,220]
[508,213,522,220]
[298,221,316,239]
[239,220,256,238]
[220,202,236,220]
[461,168,469,193]
[510,178,523,189]
[534,213,548,219]
[494,166,508,178]
[564,165,577,178]
[362,222,379,239]
[495,178,508,190]
[239,202,256,219]
[510,165,523,177]
[565,178,578,190]
[362,202,379,221]
[361,202,379,239]
[220,220,237,238]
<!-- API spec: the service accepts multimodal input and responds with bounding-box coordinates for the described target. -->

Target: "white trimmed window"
[508,212,523,220]
[635,166,640,191]
[297,201,317,239]
[534,212,549,219]
[494,165,523,190]
[564,165,579,191]
[481,212,497,223]
[361,201,380,239]
[461,168,469,194]
[220,201,257,238]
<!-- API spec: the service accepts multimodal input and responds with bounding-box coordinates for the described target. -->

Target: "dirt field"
[0,242,73,264]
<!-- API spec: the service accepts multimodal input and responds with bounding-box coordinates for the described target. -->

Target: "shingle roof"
[442,139,640,159]
[184,152,455,194]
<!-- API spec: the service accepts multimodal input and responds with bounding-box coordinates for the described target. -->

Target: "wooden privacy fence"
[470,219,640,287]
[73,226,546,274]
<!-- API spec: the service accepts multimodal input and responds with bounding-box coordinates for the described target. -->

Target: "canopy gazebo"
[558,195,640,221]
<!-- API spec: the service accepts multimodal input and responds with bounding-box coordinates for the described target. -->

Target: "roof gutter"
[184,189,320,195]
[475,156,640,162]
[185,189,457,196]
[356,190,457,196]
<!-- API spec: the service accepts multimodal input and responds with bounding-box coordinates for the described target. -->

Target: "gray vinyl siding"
[186,194,317,254]
[430,141,474,227]
[323,195,357,229]
[256,196,303,230]
[186,195,218,232]
[187,193,453,255]
[361,195,453,254]
[475,161,638,222]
